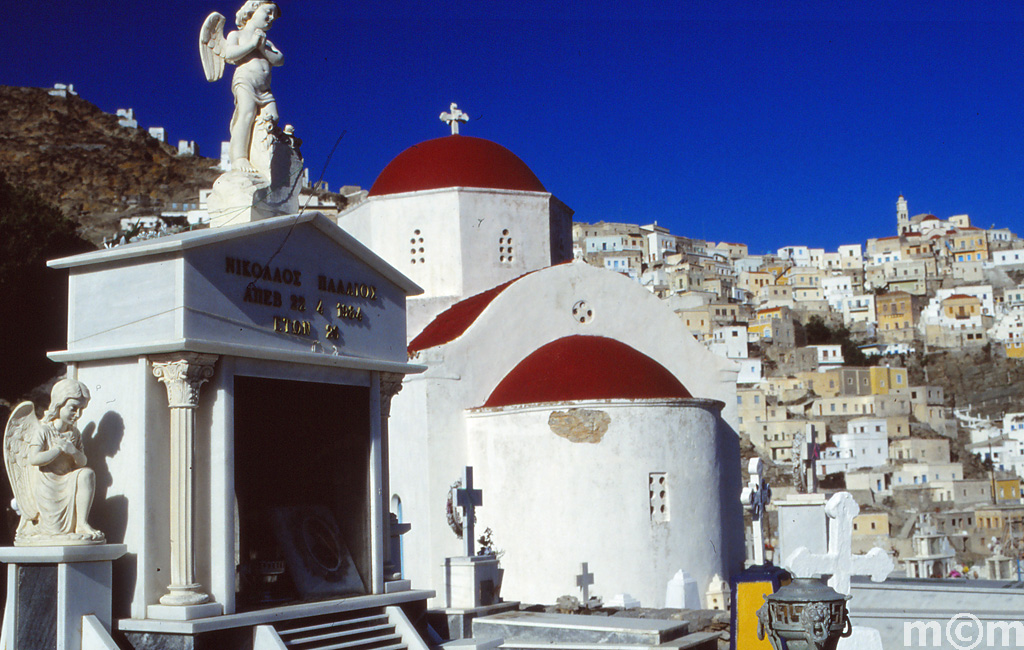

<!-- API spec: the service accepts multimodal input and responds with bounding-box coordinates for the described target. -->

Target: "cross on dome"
[440,103,469,135]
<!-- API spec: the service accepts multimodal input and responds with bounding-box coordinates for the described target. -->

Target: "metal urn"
[756,577,852,650]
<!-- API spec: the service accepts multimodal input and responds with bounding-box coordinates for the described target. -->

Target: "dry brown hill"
[0,86,220,245]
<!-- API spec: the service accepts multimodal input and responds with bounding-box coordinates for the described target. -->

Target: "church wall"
[339,188,568,336]
[464,400,729,607]
[387,374,434,592]
[455,190,554,298]
[337,192,465,300]
[549,196,575,264]
[388,363,480,605]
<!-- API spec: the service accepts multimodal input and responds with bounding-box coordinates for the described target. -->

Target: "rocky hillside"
[908,347,1024,420]
[0,86,220,244]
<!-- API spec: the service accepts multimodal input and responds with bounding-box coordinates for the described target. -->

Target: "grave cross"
[741,457,772,565]
[456,466,483,557]
[576,562,595,602]
[440,103,469,135]
[787,492,894,595]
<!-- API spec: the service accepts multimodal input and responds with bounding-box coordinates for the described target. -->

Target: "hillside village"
[572,205,1024,579]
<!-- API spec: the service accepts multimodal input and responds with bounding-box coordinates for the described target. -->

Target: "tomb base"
[428,600,519,640]
[0,544,127,650]
[147,602,224,621]
[729,563,790,650]
[775,493,827,569]
[443,556,503,609]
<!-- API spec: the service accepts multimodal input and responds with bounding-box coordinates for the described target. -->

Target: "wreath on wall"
[446,478,474,539]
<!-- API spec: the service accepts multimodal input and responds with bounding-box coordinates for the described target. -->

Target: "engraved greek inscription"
[273,316,312,337]
[335,303,363,321]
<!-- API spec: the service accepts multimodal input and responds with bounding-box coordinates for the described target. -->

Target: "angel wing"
[4,402,41,527]
[199,12,227,82]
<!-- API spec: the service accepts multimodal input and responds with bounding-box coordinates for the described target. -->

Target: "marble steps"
[274,607,408,650]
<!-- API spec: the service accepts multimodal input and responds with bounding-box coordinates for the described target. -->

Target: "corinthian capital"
[379,372,405,418]
[151,353,219,408]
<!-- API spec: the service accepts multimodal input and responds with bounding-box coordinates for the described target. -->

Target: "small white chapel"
[337,113,745,608]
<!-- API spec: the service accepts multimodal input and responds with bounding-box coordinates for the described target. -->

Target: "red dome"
[369,136,546,196]
[483,336,691,407]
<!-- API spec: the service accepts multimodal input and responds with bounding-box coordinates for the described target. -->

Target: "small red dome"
[369,136,546,196]
[483,336,691,407]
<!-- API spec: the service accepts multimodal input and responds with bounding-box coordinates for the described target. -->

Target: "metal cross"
[456,466,483,556]
[440,103,469,135]
[576,562,595,602]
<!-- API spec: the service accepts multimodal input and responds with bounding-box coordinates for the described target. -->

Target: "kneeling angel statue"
[4,378,105,545]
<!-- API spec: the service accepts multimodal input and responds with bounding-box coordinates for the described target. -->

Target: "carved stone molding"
[151,353,219,408]
[379,372,405,418]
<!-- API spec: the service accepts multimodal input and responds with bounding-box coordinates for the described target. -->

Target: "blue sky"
[5,1,1024,253]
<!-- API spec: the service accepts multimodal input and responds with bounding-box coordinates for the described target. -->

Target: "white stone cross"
[787,492,893,595]
[456,466,483,557]
[440,103,469,135]
[576,562,595,601]
[741,457,771,565]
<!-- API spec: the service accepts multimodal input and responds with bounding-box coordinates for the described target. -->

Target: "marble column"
[151,353,218,607]
[379,372,404,580]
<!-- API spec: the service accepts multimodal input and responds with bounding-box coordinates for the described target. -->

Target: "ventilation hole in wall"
[411,230,426,264]
[499,229,514,264]
[572,300,593,324]
[649,473,669,523]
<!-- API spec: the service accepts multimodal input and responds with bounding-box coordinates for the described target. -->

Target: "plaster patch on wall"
[548,408,611,443]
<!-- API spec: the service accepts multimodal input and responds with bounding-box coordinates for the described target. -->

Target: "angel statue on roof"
[4,378,105,545]
[200,1,284,175]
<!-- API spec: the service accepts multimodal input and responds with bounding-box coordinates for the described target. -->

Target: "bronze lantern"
[756,577,852,650]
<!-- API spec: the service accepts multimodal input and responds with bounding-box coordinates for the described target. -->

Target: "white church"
[338,116,745,608]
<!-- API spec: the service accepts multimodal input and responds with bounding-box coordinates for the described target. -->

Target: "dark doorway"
[234,376,371,607]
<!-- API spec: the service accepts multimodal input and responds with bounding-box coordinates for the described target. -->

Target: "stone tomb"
[43,213,431,643]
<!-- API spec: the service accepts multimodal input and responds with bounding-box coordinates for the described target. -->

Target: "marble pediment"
[49,213,423,370]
